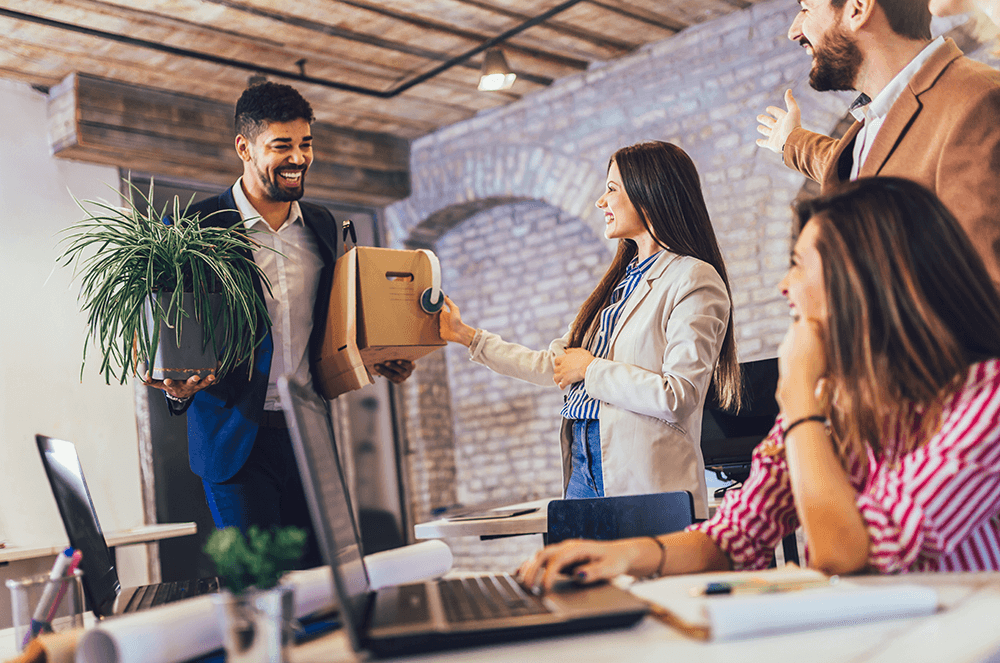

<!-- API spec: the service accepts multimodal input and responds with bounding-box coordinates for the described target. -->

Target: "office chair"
[546,491,695,545]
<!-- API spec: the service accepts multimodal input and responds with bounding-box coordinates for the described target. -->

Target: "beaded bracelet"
[647,536,667,579]
[782,415,828,442]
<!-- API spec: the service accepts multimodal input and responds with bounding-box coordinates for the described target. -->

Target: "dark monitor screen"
[35,435,121,615]
[278,376,371,652]
[701,358,780,470]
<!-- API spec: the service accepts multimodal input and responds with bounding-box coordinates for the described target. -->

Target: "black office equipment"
[35,435,219,616]
[546,491,695,545]
[698,358,801,565]
[278,375,648,658]
[700,357,780,487]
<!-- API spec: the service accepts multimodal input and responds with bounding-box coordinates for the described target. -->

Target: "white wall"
[0,79,144,552]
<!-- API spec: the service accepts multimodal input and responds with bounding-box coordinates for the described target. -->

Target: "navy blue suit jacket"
[172,187,340,483]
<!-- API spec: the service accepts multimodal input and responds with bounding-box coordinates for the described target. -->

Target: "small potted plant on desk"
[57,180,272,385]
[204,526,307,663]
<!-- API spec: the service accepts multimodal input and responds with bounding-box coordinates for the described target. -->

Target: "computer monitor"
[700,357,780,486]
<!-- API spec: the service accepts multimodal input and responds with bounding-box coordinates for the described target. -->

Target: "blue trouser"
[201,421,322,569]
[565,418,605,499]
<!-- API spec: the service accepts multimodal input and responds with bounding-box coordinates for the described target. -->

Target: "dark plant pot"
[144,292,220,381]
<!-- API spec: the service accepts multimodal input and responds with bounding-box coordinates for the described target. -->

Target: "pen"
[24,548,76,646]
[42,550,83,624]
[690,575,839,596]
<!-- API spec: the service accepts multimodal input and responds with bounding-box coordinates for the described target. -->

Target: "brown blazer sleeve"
[782,126,844,185]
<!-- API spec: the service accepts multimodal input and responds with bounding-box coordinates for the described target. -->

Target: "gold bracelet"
[647,536,667,579]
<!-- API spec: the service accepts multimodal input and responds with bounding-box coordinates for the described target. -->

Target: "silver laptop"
[277,375,648,657]
[36,435,219,616]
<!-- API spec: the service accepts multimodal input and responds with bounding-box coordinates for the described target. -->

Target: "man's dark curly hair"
[234,82,315,141]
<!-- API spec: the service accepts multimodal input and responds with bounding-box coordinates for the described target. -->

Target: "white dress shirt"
[849,36,945,180]
[232,179,324,410]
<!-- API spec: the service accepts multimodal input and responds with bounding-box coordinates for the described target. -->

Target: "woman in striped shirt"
[519,177,1000,589]
[439,141,741,518]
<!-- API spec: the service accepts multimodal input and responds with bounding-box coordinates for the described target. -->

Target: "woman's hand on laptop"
[517,539,645,593]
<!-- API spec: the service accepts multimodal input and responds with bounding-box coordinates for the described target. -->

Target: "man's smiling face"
[788,0,863,92]
[240,118,313,203]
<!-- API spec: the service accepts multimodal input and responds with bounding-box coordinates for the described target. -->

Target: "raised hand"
[756,89,802,154]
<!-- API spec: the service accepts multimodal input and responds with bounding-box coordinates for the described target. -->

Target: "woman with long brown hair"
[439,141,740,518]
[519,177,1000,590]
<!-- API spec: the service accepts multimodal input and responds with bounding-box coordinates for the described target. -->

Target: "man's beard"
[808,24,863,92]
[255,164,306,202]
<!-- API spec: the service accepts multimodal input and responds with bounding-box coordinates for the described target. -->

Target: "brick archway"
[384,145,609,250]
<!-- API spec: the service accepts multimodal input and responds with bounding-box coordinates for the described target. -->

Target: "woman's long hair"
[568,141,741,411]
[794,177,1000,461]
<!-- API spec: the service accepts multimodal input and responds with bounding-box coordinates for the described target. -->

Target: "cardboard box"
[316,247,446,399]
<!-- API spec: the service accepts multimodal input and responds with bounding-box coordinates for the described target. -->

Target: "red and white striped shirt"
[692,359,1000,573]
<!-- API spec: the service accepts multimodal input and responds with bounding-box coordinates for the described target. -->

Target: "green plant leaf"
[203,526,307,595]
[57,179,280,384]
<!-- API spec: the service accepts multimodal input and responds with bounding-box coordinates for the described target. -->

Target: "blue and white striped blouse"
[560,250,662,420]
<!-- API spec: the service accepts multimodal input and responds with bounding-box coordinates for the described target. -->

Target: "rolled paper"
[76,541,454,663]
[365,540,453,590]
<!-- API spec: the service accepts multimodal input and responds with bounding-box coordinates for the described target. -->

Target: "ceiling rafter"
[446,0,638,55]
[0,0,764,153]
[194,0,557,85]
[587,1,689,33]
[310,0,590,70]
[0,7,551,98]
[54,0,287,49]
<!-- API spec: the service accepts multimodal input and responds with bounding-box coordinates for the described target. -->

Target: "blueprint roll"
[76,541,454,663]
[365,540,453,590]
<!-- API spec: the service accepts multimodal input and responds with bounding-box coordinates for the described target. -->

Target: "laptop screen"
[277,376,371,651]
[35,435,121,615]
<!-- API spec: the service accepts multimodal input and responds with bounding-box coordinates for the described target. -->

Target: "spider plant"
[58,180,273,384]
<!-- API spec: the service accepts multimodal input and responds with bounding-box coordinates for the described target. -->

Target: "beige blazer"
[469,251,730,518]
[783,38,1000,284]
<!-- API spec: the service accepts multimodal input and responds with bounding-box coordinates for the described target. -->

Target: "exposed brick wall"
[387,0,998,570]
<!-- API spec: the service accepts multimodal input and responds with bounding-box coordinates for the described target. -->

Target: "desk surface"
[414,498,723,540]
[0,523,197,564]
[414,499,554,539]
[289,572,1000,663]
[1,571,996,663]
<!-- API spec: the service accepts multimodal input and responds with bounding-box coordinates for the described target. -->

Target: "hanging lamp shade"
[478,48,516,91]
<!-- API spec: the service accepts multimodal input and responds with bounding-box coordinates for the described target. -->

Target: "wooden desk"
[0,523,197,564]
[414,499,554,540]
[414,499,723,540]
[289,572,1000,663]
[1,572,996,662]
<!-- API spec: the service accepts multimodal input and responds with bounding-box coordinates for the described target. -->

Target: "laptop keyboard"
[123,577,221,613]
[439,574,550,623]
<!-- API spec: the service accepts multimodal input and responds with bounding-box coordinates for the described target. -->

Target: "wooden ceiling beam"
[317,0,591,71]
[0,12,534,122]
[587,1,689,33]
[447,0,638,56]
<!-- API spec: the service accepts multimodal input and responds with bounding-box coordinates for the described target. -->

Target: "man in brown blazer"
[756,0,1000,284]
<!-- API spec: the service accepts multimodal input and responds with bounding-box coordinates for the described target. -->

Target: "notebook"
[277,375,649,658]
[35,435,219,617]
[629,567,938,642]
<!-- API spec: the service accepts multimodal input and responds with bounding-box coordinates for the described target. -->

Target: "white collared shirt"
[232,179,324,410]
[849,36,945,180]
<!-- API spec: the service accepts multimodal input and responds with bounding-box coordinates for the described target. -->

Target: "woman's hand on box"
[439,296,477,347]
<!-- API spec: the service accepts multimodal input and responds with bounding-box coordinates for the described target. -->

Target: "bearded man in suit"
[145,82,412,566]
[756,0,1000,284]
